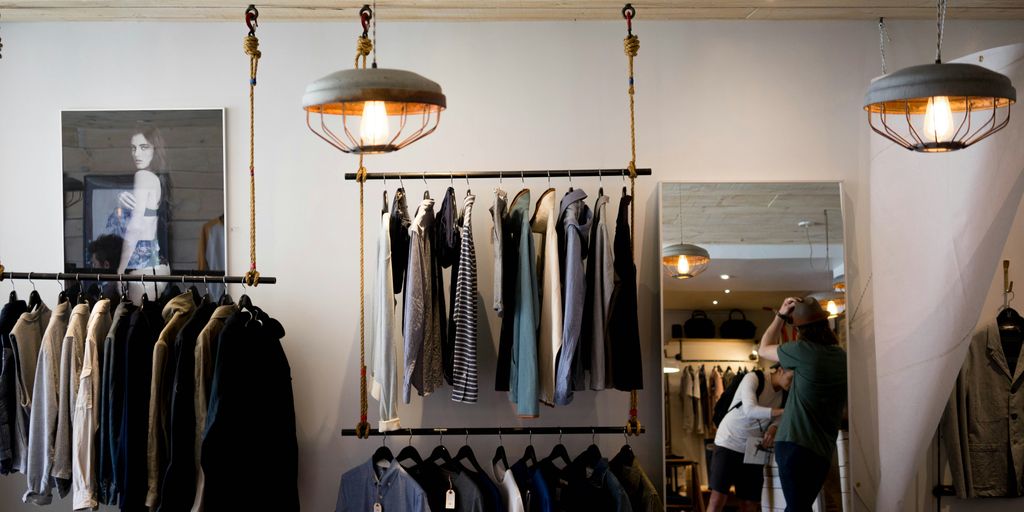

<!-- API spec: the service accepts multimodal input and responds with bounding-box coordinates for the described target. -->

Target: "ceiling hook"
[245,5,259,37]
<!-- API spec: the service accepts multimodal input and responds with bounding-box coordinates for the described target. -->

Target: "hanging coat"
[553,189,591,406]
[390,188,412,295]
[578,194,614,391]
[495,190,520,393]
[370,208,401,430]
[437,187,460,386]
[531,188,562,407]
[403,198,444,402]
[507,190,540,418]
[608,194,643,391]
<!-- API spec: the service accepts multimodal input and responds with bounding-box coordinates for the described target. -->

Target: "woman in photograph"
[116,123,167,276]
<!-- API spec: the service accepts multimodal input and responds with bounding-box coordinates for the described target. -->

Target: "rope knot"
[624,34,639,57]
[243,35,262,59]
[625,417,642,436]
[355,165,369,183]
[243,269,261,287]
[355,421,372,439]
[628,161,637,179]
[356,35,373,59]
[0,264,5,281]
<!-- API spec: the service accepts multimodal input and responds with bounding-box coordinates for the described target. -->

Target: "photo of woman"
[63,109,226,303]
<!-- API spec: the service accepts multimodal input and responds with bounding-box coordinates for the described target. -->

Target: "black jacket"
[119,301,165,511]
[609,195,643,391]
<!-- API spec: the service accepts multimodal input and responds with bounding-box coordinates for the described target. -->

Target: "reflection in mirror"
[660,183,849,512]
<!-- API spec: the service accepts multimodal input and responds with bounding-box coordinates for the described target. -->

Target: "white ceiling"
[660,182,844,311]
[2,0,1022,21]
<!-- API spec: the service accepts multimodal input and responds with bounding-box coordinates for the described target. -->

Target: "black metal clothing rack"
[341,426,646,437]
[343,168,652,181]
[677,359,756,364]
[0,271,277,285]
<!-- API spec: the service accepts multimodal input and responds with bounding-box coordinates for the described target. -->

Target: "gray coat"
[942,325,1024,497]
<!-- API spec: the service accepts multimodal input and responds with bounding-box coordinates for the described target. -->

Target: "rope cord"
[878,17,890,75]
[242,6,261,287]
[935,0,947,64]
[353,5,374,439]
[623,4,641,437]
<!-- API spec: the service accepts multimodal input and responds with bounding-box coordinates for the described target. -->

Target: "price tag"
[445,489,456,509]
[373,502,382,512]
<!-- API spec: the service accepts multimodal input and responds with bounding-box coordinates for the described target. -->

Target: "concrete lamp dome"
[303,5,446,155]
[662,243,710,280]
[864,5,1015,153]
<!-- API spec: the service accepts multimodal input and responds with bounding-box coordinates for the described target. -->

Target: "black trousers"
[775,441,831,512]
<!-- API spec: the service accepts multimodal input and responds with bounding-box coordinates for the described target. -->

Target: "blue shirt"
[336,460,429,512]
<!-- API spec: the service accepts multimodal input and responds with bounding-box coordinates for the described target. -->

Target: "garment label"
[743,436,771,465]
[373,502,382,512]
[445,489,456,509]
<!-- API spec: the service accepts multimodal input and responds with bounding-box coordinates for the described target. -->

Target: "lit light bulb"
[724,289,731,294]
[827,300,839,318]
[922,96,955,143]
[676,256,690,275]
[359,101,390,147]
[663,366,681,374]
[712,300,719,305]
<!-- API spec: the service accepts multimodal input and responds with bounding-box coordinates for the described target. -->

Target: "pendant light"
[662,243,711,280]
[864,3,1015,153]
[303,5,446,154]
[662,188,710,279]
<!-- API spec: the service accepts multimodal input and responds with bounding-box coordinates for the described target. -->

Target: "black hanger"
[57,280,68,305]
[27,274,42,311]
[219,276,234,306]
[9,283,18,304]
[576,430,603,469]
[542,430,572,469]
[396,436,424,467]
[998,307,1024,331]
[426,432,453,466]
[492,430,509,471]
[611,434,635,467]
[444,433,486,475]
[516,431,537,468]
[372,435,394,468]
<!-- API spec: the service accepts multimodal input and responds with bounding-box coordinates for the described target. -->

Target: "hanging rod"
[341,426,646,437]
[343,168,653,181]
[677,359,756,364]
[0,271,277,285]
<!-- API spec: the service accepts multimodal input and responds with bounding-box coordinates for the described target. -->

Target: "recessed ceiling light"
[712,300,719,305]
[724,289,731,294]
[720,274,731,280]
[663,366,681,374]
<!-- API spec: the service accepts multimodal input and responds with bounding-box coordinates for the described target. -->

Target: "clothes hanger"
[446,432,486,475]
[57,277,68,305]
[598,168,604,197]
[140,274,149,306]
[515,430,537,468]
[372,433,395,468]
[27,273,43,311]
[219,275,234,306]
[426,430,453,466]
[567,169,573,193]
[465,173,471,198]
[185,275,203,306]
[422,171,430,200]
[576,429,602,469]
[200,275,212,305]
[611,431,635,467]
[396,432,424,467]
[492,428,509,472]
[542,429,572,469]
[76,274,89,304]
[382,174,389,214]
[8,277,18,304]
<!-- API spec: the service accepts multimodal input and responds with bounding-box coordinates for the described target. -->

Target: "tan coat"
[942,325,1024,497]
[531,188,562,407]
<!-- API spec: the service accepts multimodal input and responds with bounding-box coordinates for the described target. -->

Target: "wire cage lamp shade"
[864,62,1016,153]
[662,243,710,280]
[303,67,446,155]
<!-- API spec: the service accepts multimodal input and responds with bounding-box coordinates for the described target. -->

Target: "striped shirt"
[451,194,479,403]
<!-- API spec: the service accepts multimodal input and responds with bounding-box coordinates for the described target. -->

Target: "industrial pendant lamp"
[303,5,446,154]
[662,189,710,279]
[864,2,1015,153]
[662,244,711,280]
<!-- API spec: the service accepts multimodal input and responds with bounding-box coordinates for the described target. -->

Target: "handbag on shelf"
[683,310,716,339]
[720,309,756,339]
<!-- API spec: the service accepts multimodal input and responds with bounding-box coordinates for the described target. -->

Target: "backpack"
[712,370,765,428]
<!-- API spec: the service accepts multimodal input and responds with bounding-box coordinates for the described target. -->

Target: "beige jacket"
[942,325,1024,497]
[531,188,562,407]
[72,299,111,509]
[146,293,196,509]
[191,304,237,512]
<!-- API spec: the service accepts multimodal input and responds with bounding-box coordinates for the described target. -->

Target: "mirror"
[660,182,849,511]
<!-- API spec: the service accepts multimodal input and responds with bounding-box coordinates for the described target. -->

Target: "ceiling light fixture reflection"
[720,274,731,280]
[662,243,711,280]
[663,366,681,374]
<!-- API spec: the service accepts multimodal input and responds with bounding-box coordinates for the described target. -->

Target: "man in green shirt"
[758,297,847,512]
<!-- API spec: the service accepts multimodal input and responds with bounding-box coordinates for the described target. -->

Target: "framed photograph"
[62,109,226,301]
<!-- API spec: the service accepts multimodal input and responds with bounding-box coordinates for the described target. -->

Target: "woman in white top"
[707,364,793,512]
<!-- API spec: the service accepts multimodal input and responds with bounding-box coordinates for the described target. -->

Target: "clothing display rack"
[342,168,653,181]
[341,426,646,437]
[677,359,755,364]
[0,271,277,285]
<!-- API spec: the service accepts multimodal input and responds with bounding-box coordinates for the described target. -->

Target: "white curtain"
[870,43,1024,509]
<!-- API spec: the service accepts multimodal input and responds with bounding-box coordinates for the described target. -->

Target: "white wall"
[0,18,1022,511]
